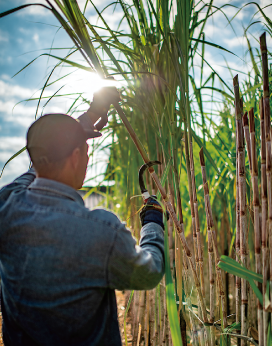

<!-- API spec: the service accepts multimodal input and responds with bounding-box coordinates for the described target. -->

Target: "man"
[0,87,165,346]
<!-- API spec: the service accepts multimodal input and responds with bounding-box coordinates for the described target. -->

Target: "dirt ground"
[0,291,131,346]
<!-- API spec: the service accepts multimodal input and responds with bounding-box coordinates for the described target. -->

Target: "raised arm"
[0,168,36,205]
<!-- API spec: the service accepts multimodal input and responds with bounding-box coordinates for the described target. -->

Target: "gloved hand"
[140,196,168,230]
[89,79,121,125]
[78,78,120,137]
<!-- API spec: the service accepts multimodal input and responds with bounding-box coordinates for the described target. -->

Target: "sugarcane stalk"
[144,290,150,346]
[260,95,267,345]
[151,287,158,346]
[183,115,199,273]
[160,281,165,346]
[137,291,146,344]
[136,325,141,346]
[243,112,252,173]
[241,104,248,345]
[172,139,195,342]
[168,181,175,275]
[175,234,188,345]
[136,292,144,346]
[249,108,263,345]
[113,102,209,326]
[168,327,172,346]
[260,32,270,344]
[190,142,205,303]
[235,124,241,344]
[168,189,175,279]
[168,217,175,274]
[243,111,254,334]
[149,288,155,346]
[208,229,216,346]
[155,286,160,346]
[183,251,199,345]
[199,148,228,330]
[132,290,140,346]
[131,292,136,345]
[234,76,248,345]
[198,150,215,344]
[223,205,231,317]
[189,141,208,345]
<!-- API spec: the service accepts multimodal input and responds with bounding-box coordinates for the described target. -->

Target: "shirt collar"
[28,178,84,206]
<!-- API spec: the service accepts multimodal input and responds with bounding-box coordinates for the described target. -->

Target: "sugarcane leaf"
[191,130,219,173]
[157,157,173,200]
[222,321,241,333]
[218,255,263,283]
[191,38,240,59]
[13,52,92,79]
[66,94,82,114]
[248,279,263,306]
[0,147,27,178]
[200,86,234,101]
[0,4,50,18]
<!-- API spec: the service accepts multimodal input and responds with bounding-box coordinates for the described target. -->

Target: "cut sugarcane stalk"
[249,107,263,346]
[260,32,270,344]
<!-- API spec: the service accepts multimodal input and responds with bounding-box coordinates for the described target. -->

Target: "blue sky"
[0,0,271,188]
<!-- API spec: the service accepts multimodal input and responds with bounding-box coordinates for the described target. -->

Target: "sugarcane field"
[1,0,272,345]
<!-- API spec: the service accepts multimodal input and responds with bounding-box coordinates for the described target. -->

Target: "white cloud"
[259,0,272,27]
[17,0,111,17]
[18,0,50,16]
[0,80,34,99]
[0,101,37,128]
[0,80,38,128]
[224,35,247,48]
[33,33,39,43]
[1,74,10,81]
[88,9,126,32]
[0,136,26,154]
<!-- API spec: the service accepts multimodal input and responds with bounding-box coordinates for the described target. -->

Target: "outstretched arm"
[107,221,165,291]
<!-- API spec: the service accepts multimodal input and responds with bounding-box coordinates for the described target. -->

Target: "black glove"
[89,78,120,120]
[140,196,167,229]
[78,79,120,138]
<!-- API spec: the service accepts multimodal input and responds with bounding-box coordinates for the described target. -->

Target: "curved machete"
[138,161,161,202]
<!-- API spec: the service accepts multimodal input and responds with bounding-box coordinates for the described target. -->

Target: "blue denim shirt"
[0,170,164,346]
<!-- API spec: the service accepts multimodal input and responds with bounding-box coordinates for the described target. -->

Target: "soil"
[0,291,132,346]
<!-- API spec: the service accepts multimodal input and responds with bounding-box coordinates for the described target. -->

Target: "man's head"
[27,114,90,189]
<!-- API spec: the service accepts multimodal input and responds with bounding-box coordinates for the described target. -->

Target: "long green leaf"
[0,147,27,178]
[0,4,50,18]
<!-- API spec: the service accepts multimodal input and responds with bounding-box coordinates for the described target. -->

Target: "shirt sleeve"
[107,222,165,290]
[0,168,36,204]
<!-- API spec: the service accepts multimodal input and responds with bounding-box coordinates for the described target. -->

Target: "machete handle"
[138,161,161,201]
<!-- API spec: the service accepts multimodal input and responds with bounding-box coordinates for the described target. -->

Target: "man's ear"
[70,147,81,170]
